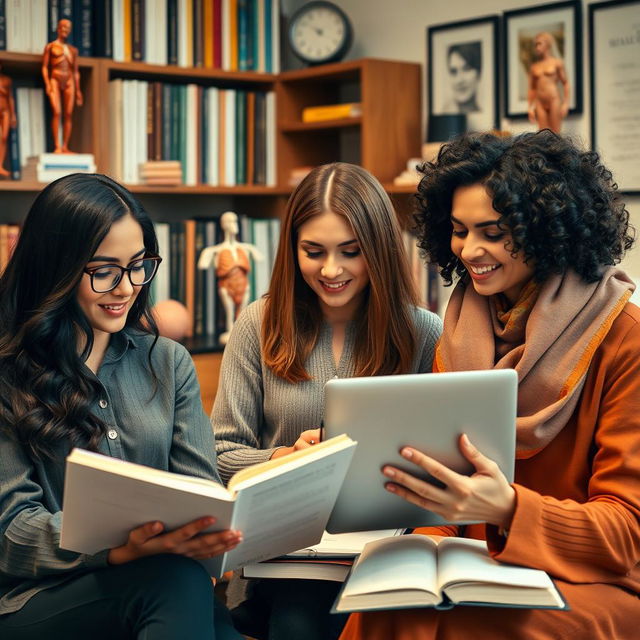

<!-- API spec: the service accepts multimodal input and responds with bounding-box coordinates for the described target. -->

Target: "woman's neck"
[83,330,110,374]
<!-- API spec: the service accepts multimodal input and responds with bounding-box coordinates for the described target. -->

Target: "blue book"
[92,0,112,58]
[0,0,6,50]
[167,0,178,65]
[264,0,272,72]
[237,0,249,71]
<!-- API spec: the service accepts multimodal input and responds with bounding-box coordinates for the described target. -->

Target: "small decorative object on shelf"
[393,157,423,187]
[288,1,353,65]
[302,102,362,123]
[36,153,96,184]
[197,211,264,346]
[140,160,183,187]
[42,19,83,154]
[0,64,17,179]
[152,299,192,342]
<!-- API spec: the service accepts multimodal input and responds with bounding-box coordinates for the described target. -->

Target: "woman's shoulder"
[410,305,443,334]
[124,329,190,365]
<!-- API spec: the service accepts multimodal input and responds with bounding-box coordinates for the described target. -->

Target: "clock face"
[289,2,353,64]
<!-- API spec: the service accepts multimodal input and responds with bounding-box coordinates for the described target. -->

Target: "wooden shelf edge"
[280,117,362,132]
[127,184,290,195]
[107,59,278,83]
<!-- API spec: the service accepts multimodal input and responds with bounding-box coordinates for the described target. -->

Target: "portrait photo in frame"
[427,16,500,134]
[504,0,582,118]
[589,0,640,195]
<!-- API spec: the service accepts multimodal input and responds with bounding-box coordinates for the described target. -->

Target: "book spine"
[236,0,248,71]
[131,0,143,61]
[302,103,361,122]
[202,0,212,67]
[0,0,6,50]
[212,0,221,68]
[167,0,178,65]
[8,118,21,180]
[263,0,271,72]
[192,0,203,67]
[92,0,112,58]
[78,0,92,56]
[235,89,246,185]
[47,0,59,43]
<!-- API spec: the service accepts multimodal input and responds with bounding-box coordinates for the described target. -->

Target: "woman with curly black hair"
[340,130,640,639]
[0,174,243,639]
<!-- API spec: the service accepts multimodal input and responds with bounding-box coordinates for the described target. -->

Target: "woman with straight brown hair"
[212,162,442,640]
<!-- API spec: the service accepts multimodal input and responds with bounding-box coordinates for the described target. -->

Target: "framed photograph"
[589,0,640,195]
[427,16,500,134]
[504,0,582,118]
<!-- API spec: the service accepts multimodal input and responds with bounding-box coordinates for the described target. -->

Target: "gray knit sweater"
[213,299,443,485]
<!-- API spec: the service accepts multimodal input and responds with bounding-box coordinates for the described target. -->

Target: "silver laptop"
[323,369,517,533]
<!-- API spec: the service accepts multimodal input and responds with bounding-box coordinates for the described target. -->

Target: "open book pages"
[286,529,406,558]
[60,435,356,577]
[332,535,566,613]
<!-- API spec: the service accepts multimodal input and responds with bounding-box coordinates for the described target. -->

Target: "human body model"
[0,64,16,177]
[42,19,83,153]
[212,163,442,640]
[339,131,639,640]
[198,211,264,345]
[0,174,242,640]
[527,32,569,133]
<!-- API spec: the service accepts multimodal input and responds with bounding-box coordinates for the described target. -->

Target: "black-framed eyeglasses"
[83,255,162,293]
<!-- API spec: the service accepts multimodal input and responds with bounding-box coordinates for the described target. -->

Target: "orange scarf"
[435,268,634,458]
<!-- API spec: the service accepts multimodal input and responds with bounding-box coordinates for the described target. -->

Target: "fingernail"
[203,517,216,526]
[401,448,413,459]
[385,483,396,493]
[383,467,395,478]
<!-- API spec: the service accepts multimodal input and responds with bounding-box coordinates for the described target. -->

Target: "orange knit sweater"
[340,303,640,639]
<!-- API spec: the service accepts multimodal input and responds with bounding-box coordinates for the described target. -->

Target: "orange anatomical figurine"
[197,211,264,345]
[42,19,83,153]
[527,32,569,134]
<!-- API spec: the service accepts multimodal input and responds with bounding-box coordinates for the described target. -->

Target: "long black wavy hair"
[0,173,159,459]
[414,130,635,285]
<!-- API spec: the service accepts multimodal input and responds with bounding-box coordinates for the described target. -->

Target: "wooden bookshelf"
[0,56,423,400]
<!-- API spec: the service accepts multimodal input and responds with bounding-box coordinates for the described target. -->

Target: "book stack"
[140,160,183,186]
[36,153,96,184]
[302,103,362,123]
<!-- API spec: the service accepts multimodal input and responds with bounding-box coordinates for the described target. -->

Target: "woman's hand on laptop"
[381,434,516,530]
[270,428,322,459]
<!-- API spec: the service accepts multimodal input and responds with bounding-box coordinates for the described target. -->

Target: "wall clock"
[288,1,353,66]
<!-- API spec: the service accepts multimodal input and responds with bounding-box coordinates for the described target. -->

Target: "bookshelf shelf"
[280,117,362,132]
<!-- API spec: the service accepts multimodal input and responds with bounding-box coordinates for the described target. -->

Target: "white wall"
[282,0,640,277]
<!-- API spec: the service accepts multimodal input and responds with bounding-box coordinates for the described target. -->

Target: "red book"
[213,0,222,68]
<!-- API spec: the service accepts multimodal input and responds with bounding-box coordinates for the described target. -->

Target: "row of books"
[152,214,280,340]
[109,79,276,186]
[0,223,20,274]
[0,0,281,72]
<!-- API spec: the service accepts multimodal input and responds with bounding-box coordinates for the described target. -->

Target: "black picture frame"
[503,0,582,118]
[589,0,640,195]
[426,15,500,136]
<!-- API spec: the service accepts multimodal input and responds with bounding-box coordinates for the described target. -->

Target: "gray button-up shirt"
[0,330,219,616]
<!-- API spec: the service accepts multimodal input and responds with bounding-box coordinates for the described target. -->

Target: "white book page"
[220,440,356,573]
[287,529,404,558]
[341,535,439,598]
[437,538,554,591]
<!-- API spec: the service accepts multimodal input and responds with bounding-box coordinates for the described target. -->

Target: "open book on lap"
[332,535,568,613]
[60,435,356,577]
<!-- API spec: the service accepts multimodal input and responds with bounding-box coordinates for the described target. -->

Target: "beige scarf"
[435,267,634,458]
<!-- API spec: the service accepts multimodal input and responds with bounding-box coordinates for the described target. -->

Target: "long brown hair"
[262,162,419,382]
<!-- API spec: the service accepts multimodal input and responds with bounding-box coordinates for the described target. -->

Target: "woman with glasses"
[0,173,243,640]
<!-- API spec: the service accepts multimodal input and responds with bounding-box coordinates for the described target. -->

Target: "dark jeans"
[0,555,242,640]
[231,578,348,640]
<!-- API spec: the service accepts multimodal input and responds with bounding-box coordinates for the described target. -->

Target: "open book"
[60,435,356,577]
[242,529,404,582]
[332,535,567,612]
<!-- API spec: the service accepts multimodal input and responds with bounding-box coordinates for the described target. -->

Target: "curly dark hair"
[414,129,635,285]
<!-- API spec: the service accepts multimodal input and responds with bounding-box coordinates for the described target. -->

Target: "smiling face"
[450,183,534,304]
[296,210,370,322]
[448,50,480,106]
[76,214,146,345]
